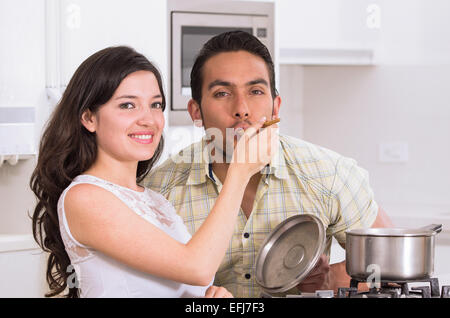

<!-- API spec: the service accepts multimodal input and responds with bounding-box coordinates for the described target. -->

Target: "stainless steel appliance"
[168,0,274,125]
[345,224,442,281]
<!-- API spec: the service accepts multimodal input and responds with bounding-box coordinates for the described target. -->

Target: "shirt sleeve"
[327,156,379,246]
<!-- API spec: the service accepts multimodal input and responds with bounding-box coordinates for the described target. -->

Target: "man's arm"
[329,207,393,292]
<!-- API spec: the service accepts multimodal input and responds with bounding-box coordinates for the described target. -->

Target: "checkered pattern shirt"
[143,134,378,297]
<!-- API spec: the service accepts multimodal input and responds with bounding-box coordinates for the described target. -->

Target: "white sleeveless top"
[57,174,211,298]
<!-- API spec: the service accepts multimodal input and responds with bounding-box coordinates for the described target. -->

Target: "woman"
[30,46,275,298]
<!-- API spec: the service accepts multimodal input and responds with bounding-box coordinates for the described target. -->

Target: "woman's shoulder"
[65,182,110,204]
[63,182,120,221]
[63,179,139,248]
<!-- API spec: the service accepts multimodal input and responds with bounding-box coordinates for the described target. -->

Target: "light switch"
[379,142,409,163]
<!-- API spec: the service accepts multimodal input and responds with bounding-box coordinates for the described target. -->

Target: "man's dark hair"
[190,30,277,105]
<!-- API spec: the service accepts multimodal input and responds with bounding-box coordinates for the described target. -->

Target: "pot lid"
[346,225,442,237]
[255,214,326,293]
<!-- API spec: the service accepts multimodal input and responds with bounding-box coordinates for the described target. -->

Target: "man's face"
[189,50,281,157]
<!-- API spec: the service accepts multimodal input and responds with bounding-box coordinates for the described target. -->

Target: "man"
[144,31,393,297]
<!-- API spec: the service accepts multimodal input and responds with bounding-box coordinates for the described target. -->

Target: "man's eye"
[151,102,163,109]
[119,102,135,109]
[252,89,264,95]
[214,91,229,98]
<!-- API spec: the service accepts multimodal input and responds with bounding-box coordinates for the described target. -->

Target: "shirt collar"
[268,141,289,180]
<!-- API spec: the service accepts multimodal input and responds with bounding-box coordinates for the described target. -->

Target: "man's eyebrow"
[207,80,232,90]
[207,78,269,90]
[115,94,162,100]
[247,78,269,86]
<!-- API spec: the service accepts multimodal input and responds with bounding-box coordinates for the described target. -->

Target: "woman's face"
[82,70,165,164]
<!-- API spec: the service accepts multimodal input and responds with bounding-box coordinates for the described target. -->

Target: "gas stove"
[261,277,450,298]
[337,277,450,298]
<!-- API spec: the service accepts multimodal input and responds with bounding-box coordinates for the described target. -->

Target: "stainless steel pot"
[345,224,442,281]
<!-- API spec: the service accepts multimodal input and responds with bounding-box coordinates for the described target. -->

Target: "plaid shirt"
[144,134,378,297]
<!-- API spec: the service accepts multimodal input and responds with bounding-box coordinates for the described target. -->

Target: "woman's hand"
[229,116,279,180]
[204,285,234,298]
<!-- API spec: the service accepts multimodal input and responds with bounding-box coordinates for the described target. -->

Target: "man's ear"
[272,95,281,119]
[80,109,97,133]
[187,99,202,124]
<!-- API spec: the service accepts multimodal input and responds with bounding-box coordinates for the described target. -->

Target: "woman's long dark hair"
[30,46,166,298]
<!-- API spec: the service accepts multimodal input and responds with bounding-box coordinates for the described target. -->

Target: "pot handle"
[419,224,442,234]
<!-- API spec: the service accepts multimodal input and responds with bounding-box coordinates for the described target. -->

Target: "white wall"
[278,0,450,212]
[301,65,450,210]
[278,64,304,139]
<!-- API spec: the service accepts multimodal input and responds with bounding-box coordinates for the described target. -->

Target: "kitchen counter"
[0,234,46,297]
[0,234,39,253]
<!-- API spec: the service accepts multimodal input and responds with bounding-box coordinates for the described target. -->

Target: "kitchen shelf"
[279,47,375,65]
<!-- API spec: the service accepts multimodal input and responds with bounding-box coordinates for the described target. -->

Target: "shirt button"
[243,232,250,238]
[245,273,251,279]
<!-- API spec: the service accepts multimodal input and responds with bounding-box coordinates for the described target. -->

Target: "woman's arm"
[65,119,277,286]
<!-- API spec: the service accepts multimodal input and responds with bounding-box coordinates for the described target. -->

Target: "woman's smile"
[128,131,154,144]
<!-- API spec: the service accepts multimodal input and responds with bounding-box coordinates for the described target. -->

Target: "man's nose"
[233,94,249,119]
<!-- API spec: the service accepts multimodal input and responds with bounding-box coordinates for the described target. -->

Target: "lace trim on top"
[58,193,95,263]
[93,176,176,228]
[58,174,177,263]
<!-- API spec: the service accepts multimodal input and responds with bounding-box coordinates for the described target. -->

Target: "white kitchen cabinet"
[57,0,170,145]
[275,0,379,65]
[0,235,47,298]
[49,0,171,157]
[0,0,47,163]
[0,0,46,108]
[277,0,450,66]
[58,0,168,88]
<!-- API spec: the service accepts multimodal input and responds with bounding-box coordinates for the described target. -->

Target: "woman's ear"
[81,109,97,133]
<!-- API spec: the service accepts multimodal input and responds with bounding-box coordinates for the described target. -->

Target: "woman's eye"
[151,102,163,109]
[119,102,135,109]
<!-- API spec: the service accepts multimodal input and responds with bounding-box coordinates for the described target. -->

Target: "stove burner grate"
[337,277,450,298]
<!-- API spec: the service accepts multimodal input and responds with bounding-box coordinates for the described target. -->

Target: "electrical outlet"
[379,142,409,163]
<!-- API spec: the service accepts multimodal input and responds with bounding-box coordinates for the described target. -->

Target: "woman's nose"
[136,107,155,126]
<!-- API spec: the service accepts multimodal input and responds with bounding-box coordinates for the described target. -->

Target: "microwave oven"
[168,0,274,125]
